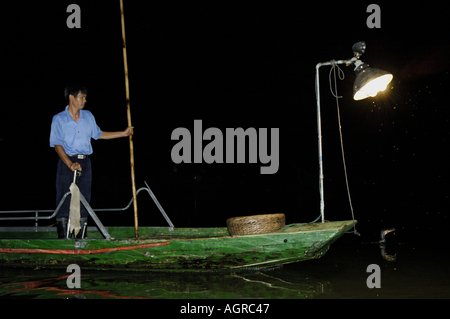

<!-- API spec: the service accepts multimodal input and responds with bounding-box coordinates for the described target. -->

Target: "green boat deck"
[0,220,354,240]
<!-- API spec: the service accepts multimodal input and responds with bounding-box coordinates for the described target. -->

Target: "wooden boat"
[0,220,356,272]
[0,182,357,272]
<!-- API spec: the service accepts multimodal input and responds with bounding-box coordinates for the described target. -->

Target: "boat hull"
[0,220,356,272]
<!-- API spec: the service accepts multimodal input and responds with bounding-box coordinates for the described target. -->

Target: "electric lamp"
[314,42,393,222]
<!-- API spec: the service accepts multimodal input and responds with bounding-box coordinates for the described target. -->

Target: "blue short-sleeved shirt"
[50,105,103,155]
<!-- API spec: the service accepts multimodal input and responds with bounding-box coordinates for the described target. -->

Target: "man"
[50,83,133,238]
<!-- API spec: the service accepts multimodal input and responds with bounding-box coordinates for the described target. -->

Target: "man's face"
[70,92,87,110]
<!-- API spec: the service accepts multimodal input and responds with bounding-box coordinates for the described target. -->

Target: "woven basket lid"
[226,213,285,236]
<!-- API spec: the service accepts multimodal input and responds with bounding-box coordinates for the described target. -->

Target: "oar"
[120,0,139,238]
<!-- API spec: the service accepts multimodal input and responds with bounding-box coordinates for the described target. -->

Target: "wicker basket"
[226,213,285,236]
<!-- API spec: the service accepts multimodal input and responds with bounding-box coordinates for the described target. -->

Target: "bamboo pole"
[120,0,139,238]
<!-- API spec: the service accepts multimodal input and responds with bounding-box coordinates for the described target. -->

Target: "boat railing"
[0,182,175,236]
[94,182,174,231]
[0,190,112,239]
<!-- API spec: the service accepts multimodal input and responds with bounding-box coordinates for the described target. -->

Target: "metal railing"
[93,182,174,231]
[0,182,175,237]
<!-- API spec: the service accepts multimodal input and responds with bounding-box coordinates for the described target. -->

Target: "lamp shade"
[353,67,393,100]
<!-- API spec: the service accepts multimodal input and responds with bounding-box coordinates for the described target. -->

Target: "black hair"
[64,83,88,103]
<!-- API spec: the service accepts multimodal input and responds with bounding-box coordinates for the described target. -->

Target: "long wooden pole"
[120,0,139,238]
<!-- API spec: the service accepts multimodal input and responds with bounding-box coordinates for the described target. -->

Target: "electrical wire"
[329,61,360,236]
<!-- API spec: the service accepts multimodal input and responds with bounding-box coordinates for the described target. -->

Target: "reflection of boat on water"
[0,267,331,299]
[228,270,331,299]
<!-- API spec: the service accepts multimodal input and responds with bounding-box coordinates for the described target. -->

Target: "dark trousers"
[55,158,92,218]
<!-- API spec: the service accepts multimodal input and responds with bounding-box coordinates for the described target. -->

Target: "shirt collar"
[64,105,83,122]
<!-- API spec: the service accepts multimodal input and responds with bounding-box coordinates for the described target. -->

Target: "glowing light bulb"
[354,74,393,100]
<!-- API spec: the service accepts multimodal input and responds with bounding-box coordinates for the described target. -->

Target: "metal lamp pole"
[315,57,358,223]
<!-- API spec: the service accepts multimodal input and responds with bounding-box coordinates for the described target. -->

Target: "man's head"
[64,83,88,104]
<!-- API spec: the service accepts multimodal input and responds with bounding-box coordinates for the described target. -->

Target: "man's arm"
[55,145,81,171]
[98,126,134,140]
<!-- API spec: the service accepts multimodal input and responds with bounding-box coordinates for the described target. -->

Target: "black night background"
[0,1,449,299]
